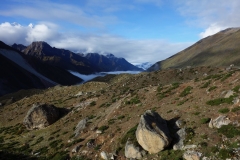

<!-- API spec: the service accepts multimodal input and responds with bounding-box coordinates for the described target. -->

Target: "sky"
[0,0,240,65]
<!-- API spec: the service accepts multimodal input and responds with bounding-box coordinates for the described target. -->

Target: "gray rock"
[233,97,239,104]
[75,91,83,97]
[224,90,234,98]
[23,103,60,130]
[72,144,81,153]
[183,150,202,160]
[183,145,197,150]
[209,115,231,128]
[136,110,172,153]
[74,118,88,137]
[175,119,185,129]
[100,151,109,160]
[173,128,186,150]
[125,140,144,159]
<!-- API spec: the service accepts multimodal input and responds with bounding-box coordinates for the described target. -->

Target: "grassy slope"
[148,28,240,71]
[1,66,240,159]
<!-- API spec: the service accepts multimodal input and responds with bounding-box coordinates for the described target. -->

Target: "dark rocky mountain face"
[148,27,240,71]
[0,41,83,96]
[23,41,100,74]
[12,43,27,52]
[0,53,48,96]
[85,53,143,71]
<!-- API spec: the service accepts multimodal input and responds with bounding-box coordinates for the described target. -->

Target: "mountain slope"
[1,66,240,159]
[0,41,83,96]
[148,28,240,71]
[85,53,143,71]
[23,41,99,74]
[0,52,50,96]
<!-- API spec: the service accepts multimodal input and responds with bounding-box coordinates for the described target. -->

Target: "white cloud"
[199,24,224,38]
[0,22,191,64]
[0,22,60,45]
[177,0,240,38]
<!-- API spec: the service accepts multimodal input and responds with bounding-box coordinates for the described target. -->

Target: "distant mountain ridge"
[85,53,142,71]
[13,41,142,72]
[148,27,240,71]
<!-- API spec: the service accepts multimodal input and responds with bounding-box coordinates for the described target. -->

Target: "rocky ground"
[0,66,240,160]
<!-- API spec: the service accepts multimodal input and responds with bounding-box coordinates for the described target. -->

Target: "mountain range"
[0,41,142,96]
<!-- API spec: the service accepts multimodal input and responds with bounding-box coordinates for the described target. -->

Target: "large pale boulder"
[209,115,231,128]
[23,103,61,130]
[125,140,144,159]
[136,110,172,153]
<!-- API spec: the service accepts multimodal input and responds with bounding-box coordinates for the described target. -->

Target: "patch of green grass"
[218,149,234,159]
[184,128,195,144]
[193,112,201,115]
[108,119,116,125]
[218,108,230,114]
[126,97,141,105]
[201,80,211,88]
[218,124,240,138]
[159,150,184,160]
[232,106,240,112]
[200,118,211,124]
[89,101,96,106]
[177,99,188,106]
[117,115,125,120]
[233,85,240,93]
[121,124,138,145]
[221,72,233,82]
[98,125,109,132]
[206,96,235,106]
[208,86,217,92]
[179,86,193,97]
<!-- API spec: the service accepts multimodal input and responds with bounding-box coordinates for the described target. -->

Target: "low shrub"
[206,96,235,106]
[218,108,229,114]
[200,118,211,124]
[218,124,240,138]
[232,106,240,112]
[179,86,193,97]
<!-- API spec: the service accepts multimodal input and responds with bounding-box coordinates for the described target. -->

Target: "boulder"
[209,115,231,128]
[23,103,61,130]
[125,140,144,159]
[100,151,115,160]
[224,90,234,98]
[136,110,172,153]
[183,150,202,160]
[173,128,186,150]
[74,118,88,137]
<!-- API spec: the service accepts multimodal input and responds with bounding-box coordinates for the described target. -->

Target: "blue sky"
[0,0,240,64]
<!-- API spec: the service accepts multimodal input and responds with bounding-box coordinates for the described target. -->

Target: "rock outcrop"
[136,110,172,153]
[183,150,202,160]
[209,115,231,128]
[23,103,61,130]
[125,140,144,159]
[173,128,186,150]
[74,118,88,137]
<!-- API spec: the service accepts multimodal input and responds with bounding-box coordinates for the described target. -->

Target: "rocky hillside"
[1,66,240,159]
[148,28,240,71]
